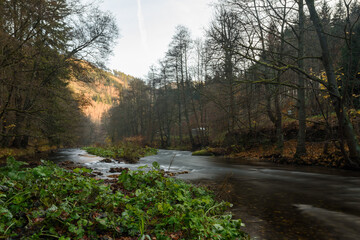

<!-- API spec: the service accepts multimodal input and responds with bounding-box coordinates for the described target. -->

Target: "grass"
[0,157,248,239]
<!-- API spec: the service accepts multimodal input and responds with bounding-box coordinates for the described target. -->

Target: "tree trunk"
[175,64,183,144]
[296,0,307,157]
[181,76,195,149]
[306,0,360,167]
[265,84,283,149]
[274,87,283,151]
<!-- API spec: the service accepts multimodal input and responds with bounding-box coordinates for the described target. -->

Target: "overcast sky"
[98,0,214,78]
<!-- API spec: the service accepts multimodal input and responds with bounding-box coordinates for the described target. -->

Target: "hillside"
[65,61,134,143]
[66,61,131,124]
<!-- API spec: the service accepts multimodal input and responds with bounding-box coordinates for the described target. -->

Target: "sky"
[97,0,214,79]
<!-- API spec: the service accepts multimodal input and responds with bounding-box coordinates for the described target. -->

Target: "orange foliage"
[122,136,146,147]
[231,140,346,168]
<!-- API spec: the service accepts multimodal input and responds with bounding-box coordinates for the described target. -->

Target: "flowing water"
[49,149,360,240]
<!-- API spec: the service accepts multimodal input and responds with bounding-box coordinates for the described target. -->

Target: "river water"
[49,149,360,240]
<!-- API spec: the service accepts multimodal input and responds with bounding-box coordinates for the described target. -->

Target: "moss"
[192,149,214,156]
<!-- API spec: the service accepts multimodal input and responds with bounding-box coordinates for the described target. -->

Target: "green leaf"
[59,236,71,240]
[135,189,142,196]
[152,161,160,170]
[96,217,108,226]
[48,205,58,212]
[13,195,26,204]
[213,223,224,231]
[6,157,28,170]
[32,166,51,177]
[138,165,148,169]
[69,224,84,236]
[73,168,92,173]
[0,207,13,220]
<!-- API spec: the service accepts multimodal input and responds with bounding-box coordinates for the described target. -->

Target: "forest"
[105,0,360,169]
[1,0,360,169]
[0,0,118,152]
[2,0,360,239]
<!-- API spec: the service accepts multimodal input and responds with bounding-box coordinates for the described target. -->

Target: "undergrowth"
[82,143,157,163]
[192,149,214,156]
[0,157,248,239]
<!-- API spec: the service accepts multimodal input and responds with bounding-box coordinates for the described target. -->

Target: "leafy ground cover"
[191,149,214,156]
[82,144,157,163]
[0,157,248,239]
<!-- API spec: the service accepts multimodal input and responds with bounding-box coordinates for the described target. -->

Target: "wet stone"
[100,158,113,163]
[100,236,113,240]
[58,160,74,166]
[63,165,82,170]
[164,170,189,177]
[109,167,129,173]
[107,174,120,179]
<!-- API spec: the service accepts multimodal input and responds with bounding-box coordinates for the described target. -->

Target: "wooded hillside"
[0,0,118,149]
[67,61,132,143]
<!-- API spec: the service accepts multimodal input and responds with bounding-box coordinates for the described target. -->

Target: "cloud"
[137,0,148,52]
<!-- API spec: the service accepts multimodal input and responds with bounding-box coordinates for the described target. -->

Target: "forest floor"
[233,113,358,168]
[198,113,360,169]
[228,139,346,168]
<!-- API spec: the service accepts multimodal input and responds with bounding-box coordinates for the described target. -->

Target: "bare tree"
[305,0,360,167]
[207,6,243,135]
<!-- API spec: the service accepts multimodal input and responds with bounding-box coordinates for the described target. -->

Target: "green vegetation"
[82,144,158,163]
[192,149,214,156]
[0,158,248,239]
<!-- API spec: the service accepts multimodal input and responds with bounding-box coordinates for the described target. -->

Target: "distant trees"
[104,0,360,167]
[0,0,118,148]
[206,6,243,134]
[167,26,194,147]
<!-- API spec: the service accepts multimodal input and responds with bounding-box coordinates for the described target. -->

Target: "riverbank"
[229,139,346,167]
[48,148,360,239]
[0,146,58,166]
[192,139,347,168]
[188,115,358,169]
[0,157,248,239]
[82,144,158,163]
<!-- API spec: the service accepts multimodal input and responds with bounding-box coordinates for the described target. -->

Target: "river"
[49,149,360,240]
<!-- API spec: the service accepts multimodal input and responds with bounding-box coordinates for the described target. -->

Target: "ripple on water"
[294,204,360,240]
